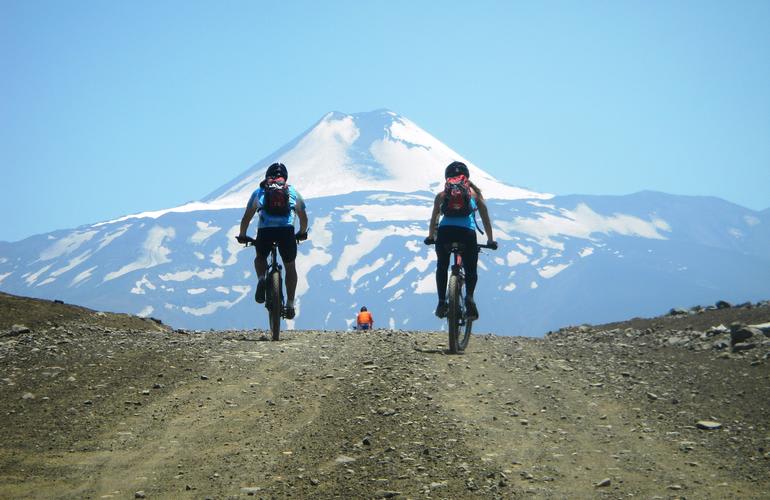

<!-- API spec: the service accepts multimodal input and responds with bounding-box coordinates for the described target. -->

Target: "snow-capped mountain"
[2,110,769,336]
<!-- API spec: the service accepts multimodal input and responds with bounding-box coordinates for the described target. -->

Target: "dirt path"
[1,295,769,498]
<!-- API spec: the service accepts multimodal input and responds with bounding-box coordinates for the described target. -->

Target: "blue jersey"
[248,185,305,229]
[439,196,478,231]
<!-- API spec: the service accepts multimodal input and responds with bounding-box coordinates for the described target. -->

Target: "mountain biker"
[425,161,496,320]
[237,162,308,319]
[356,306,374,330]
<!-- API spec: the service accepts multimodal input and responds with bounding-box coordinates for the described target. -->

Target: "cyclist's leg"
[276,226,298,304]
[460,228,479,298]
[434,227,452,302]
[254,228,273,303]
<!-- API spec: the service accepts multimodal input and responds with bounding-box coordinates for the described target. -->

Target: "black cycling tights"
[435,225,479,302]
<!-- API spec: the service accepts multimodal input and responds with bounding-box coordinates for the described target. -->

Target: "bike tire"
[447,275,461,354]
[269,270,281,341]
[459,318,472,351]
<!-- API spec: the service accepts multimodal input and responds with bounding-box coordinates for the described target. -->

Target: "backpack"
[441,175,473,217]
[262,177,291,216]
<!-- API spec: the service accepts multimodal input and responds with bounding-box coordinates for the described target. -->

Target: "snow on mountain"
[1,110,769,336]
[203,109,550,207]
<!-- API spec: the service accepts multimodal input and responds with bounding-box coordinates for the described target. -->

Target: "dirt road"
[1,293,769,498]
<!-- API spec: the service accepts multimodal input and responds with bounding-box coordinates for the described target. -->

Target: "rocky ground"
[1,291,769,499]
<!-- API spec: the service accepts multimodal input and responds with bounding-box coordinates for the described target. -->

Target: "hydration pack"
[441,175,473,217]
[262,177,291,216]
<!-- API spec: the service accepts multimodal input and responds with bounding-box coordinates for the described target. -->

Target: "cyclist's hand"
[424,236,435,245]
[295,231,308,242]
[487,240,498,250]
[236,235,249,244]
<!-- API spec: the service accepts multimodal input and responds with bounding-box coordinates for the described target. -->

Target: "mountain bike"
[238,236,287,341]
[425,239,497,354]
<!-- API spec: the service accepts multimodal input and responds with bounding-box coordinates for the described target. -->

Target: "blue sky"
[2,0,768,242]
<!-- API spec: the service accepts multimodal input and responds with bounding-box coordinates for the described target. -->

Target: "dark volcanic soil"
[1,292,768,499]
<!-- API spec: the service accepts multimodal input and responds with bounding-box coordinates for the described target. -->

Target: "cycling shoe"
[465,299,479,321]
[255,279,266,304]
[284,306,296,320]
[435,301,448,318]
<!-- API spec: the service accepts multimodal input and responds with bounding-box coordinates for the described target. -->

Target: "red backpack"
[441,175,473,217]
[262,177,291,216]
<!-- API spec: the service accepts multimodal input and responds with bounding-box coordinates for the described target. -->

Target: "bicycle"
[425,238,497,354]
[237,235,300,341]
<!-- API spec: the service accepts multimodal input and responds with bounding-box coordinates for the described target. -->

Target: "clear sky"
[2,0,769,242]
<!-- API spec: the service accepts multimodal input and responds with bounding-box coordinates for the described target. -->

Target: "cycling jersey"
[247,185,305,228]
[439,196,478,231]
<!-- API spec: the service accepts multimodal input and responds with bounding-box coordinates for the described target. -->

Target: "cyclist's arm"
[475,194,495,242]
[239,200,258,238]
[295,195,308,234]
[428,193,442,240]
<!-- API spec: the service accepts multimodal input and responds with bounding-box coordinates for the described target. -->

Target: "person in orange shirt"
[356,306,374,330]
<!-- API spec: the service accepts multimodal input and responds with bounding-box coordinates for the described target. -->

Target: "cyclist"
[426,161,496,320]
[356,306,374,330]
[237,162,308,319]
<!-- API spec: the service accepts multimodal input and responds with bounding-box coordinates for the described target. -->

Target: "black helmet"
[360,306,367,312]
[266,162,288,180]
[445,161,469,179]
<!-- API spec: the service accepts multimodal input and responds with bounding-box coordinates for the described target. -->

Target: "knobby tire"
[447,275,460,354]
[269,270,281,341]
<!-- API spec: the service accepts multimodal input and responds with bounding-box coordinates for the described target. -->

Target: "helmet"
[360,306,367,312]
[445,161,469,179]
[266,162,288,180]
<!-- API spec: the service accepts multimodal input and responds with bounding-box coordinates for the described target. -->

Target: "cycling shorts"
[255,226,297,263]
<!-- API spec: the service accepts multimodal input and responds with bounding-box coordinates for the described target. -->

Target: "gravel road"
[1,292,768,499]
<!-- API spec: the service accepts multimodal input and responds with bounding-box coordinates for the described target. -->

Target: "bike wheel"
[459,318,472,351]
[269,270,281,341]
[447,275,461,354]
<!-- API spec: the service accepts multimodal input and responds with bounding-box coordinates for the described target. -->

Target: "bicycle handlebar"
[236,231,309,246]
[423,237,498,251]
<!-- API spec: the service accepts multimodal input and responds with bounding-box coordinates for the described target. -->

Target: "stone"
[11,324,31,334]
[241,487,262,495]
[22,392,35,400]
[429,481,448,490]
[335,455,356,464]
[374,490,401,498]
[595,478,611,487]
[715,300,732,309]
[696,420,722,430]
[732,342,756,352]
[731,327,758,345]
[669,308,688,316]
[134,492,146,499]
[712,340,730,350]
[646,392,659,401]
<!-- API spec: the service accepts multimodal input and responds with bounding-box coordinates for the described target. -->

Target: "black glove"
[487,240,498,250]
[236,235,249,244]
[424,237,435,245]
[295,231,308,242]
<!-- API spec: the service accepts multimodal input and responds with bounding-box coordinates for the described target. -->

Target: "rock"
[732,342,756,352]
[134,492,146,499]
[669,308,688,316]
[731,327,759,345]
[377,407,396,416]
[716,300,732,309]
[696,420,722,430]
[429,481,448,490]
[22,392,35,400]
[335,455,356,464]
[374,490,401,498]
[668,484,683,490]
[241,487,262,495]
[646,392,659,401]
[11,324,31,334]
[595,478,611,487]
[712,340,730,350]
